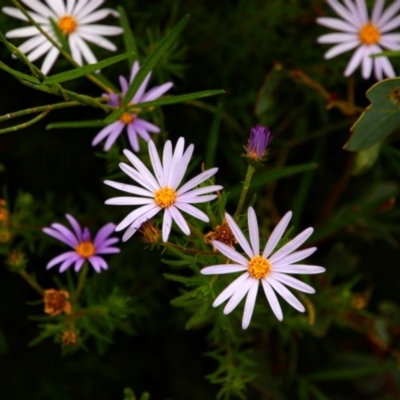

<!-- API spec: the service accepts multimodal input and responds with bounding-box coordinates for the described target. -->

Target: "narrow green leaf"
[46,120,106,130]
[43,52,133,85]
[345,77,400,151]
[48,17,70,54]
[229,163,318,198]
[123,15,190,105]
[0,61,40,84]
[307,363,395,381]
[131,89,225,110]
[118,6,137,68]
[123,388,136,400]
[371,50,400,58]
[103,108,125,124]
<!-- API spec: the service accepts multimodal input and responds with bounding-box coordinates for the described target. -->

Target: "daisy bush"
[0,0,400,399]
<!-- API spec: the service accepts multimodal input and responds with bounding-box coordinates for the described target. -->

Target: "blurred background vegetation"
[0,0,400,399]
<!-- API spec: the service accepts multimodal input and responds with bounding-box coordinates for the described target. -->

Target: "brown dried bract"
[62,330,78,346]
[204,218,237,251]
[44,289,72,317]
[139,221,160,245]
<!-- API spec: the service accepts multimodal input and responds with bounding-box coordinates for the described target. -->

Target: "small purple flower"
[246,125,273,161]
[43,215,120,273]
[92,61,173,152]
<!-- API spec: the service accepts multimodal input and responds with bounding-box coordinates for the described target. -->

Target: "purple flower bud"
[246,125,273,161]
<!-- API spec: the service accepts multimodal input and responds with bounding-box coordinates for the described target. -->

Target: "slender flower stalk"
[43,214,120,273]
[92,61,173,152]
[201,207,325,329]
[3,0,123,75]
[104,137,223,242]
[317,0,400,80]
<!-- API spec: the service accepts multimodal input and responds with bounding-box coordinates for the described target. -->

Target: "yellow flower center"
[58,15,77,35]
[75,241,96,258]
[248,255,271,279]
[154,187,177,208]
[359,23,380,45]
[120,112,135,125]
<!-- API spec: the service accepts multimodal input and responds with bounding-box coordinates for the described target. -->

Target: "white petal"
[105,196,153,206]
[355,0,368,24]
[147,140,166,186]
[271,272,315,294]
[44,0,65,15]
[18,35,47,55]
[123,149,160,191]
[169,206,190,235]
[170,144,194,189]
[119,163,153,191]
[76,32,117,51]
[213,240,249,266]
[40,46,59,75]
[327,0,360,27]
[377,0,400,27]
[177,194,217,204]
[79,9,118,24]
[267,276,305,312]
[263,211,292,258]
[317,32,358,44]
[380,14,400,32]
[362,47,373,79]
[269,227,313,263]
[247,207,260,256]
[344,45,366,76]
[113,203,159,231]
[242,281,259,329]
[177,185,222,198]
[69,35,82,65]
[167,137,185,187]
[121,206,161,241]
[261,280,283,321]
[177,168,219,196]
[201,265,248,275]
[273,247,317,267]
[162,140,173,180]
[21,0,55,18]
[73,0,89,16]
[223,276,254,314]
[74,34,97,64]
[5,26,41,38]
[2,7,47,23]
[66,0,76,14]
[27,40,52,62]
[374,56,384,80]
[372,0,385,24]
[225,213,254,258]
[316,17,358,32]
[174,202,209,222]
[75,0,104,19]
[343,0,364,25]
[77,24,123,36]
[162,208,172,242]
[213,272,250,307]
[380,55,396,77]
[272,264,326,274]
[104,180,154,197]
[324,40,360,59]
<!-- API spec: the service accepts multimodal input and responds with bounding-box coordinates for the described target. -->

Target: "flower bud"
[44,289,72,316]
[246,125,273,163]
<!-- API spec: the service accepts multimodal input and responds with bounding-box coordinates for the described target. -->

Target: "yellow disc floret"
[58,15,77,35]
[75,241,96,258]
[120,112,135,125]
[359,23,380,45]
[248,255,271,279]
[154,187,177,208]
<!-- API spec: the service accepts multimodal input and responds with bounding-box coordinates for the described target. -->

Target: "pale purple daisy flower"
[201,207,325,329]
[104,137,223,242]
[92,61,173,152]
[2,0,123,75]
[43,214,120,273]
[316,0,400,80]
[246,125,273,161]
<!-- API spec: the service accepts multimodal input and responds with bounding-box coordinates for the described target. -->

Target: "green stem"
[19,270,44,296]
[12,0,113,93]
[234,164,255,220]
[0,111,48,134]
[72,263,89,304]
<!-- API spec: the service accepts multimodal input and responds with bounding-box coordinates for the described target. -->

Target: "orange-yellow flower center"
[120,112,135,124]
[58,15,77,35]
[75,241,96,258]
[359,23,380,45]
[248,255,271,279]
[154,187,177,208]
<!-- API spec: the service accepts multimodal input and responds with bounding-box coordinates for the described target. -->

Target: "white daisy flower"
[316,0,400,80]
[201,207,325,329]
[3,0,123,75]
[104,137,223,242]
